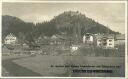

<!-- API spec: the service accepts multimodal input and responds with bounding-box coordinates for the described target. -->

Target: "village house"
[35,35,50,45]
[96,34,114,48]
[83,33,94,44]
[22,43,29,49]
[115,34,125,46]
[50,34,67,45]
[35,36,43,44]
[70,45,80,52]
[50,35,59,45]
[4,33,17,45]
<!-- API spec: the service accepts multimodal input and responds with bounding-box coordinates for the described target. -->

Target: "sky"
[2,2,126,34]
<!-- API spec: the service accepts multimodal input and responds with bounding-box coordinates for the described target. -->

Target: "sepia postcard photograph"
[1,1,127,77]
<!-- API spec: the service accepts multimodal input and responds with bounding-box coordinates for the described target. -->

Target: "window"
[109,43,112,45]
[109,40,112,42]
[99,44,101,46]
[98,40,101,42]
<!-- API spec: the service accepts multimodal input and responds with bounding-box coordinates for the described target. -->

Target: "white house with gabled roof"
[4,33,17,44]
[83,33,94,44]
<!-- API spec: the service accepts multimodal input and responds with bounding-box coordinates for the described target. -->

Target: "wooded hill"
[2,11,120,43]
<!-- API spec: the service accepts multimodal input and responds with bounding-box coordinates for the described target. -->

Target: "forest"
[2,11,120,44]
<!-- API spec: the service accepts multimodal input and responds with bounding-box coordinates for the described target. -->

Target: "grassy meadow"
[2,44,125,77]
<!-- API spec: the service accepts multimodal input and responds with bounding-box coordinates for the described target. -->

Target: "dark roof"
[115,34,125,40]
[6,33,16,38]
[51,34,67,40]
[96,34,114,39]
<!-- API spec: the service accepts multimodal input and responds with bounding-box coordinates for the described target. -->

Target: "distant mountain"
[2,15,35,43]
[51,11,119,35]
[2,15,34,36]
[2,15,24,37]
[2,11,120,43]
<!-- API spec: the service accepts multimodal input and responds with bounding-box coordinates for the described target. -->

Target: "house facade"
[50,34,67,45]
[83,33,94,44]
[35,36,50,45]
[96,34,114,48]
[115,34,125,46]
[4,33,17,44]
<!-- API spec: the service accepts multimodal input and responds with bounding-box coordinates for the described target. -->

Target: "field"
[9,55,124,77]
[2,44,125,77]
